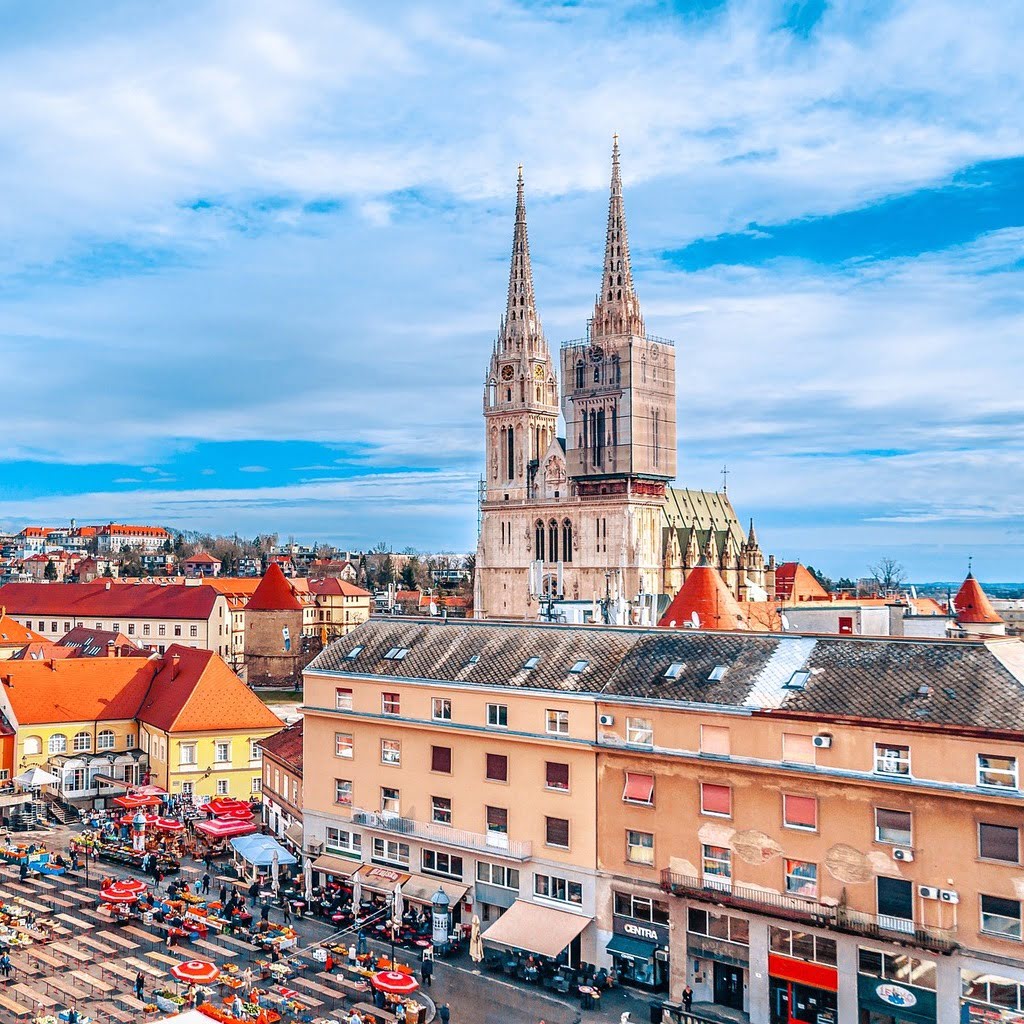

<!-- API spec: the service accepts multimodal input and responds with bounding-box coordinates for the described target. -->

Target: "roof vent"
[467,654,481,666]
[916,684,932,698]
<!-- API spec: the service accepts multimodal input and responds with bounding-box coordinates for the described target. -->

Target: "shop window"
[962,970,1024,1012]
[769,927,836,965]
[858,948,936,990]
[700,782,731,817]
[614,892,669,926]
[979,823,1020,863]
[431,745,452,774]
[874,742,910,775]
[477,862,519,890]
[623,772,654,805]
[422,849,462,879]
[534,873,582,905]
[485,753,508,782]
[783,794,817,831]
[687,908,748,946]
[784,859,818,899]
[325,828,361,856]
[546,816,570,849]
[981,895,1023,940]
[372,838,410,867]
[875,807,912,846]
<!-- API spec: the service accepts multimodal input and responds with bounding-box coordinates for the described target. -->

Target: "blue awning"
[606,932,657,962]
[230,834,297,867]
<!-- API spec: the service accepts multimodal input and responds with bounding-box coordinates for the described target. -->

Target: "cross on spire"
[721,465,730,492]
[500,163,542,352]
[591,135,644,340]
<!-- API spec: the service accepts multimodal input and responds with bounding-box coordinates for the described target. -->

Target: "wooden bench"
[47,895,74,908]
[47,975,92,1001]
[123,925,158,945]
[350,1002,397,1023]
[0,991,33,1019]
[58,912,94,929]
[294,977,341,1002]
[195,938,232,958]
[99,962,137,984]
[219,934,258,951]
[12,984,55,1009]
[23,877,55,890]
[97,931,139,950]
[124,956,164,978]
[51,940,92,964]
[319,973,369,995]
[28,949,63,972]
[80,907,113,923]
[73,970,115,995]
[95,1001,133,1023]
[78,934,117,955]
[114,992,147,1013]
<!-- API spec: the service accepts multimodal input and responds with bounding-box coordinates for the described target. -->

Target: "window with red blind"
[545,762,569,791]
[486,753,508,782]
[622,772,655,805]
[700,783,731,817]
[783,794,818,830]
[431,746,452,774]
[545,816,570,848]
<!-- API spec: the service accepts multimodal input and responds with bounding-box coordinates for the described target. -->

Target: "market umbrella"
[469,914,484,963]
[195,817,257,840]
[170,959,221,985]
[113,794,161,809]
[119,812,160,827]
[14,766,60,788]
[303,858,313,903]
[100,887,138,904]
[205,797,251,818]
[392,882,404,929]
[271,850,280,893]
[154,817,185,833]
[351,871,362,910]
[370,971,420,996]
[113,878,147,894]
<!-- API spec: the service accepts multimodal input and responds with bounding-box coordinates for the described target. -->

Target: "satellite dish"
[781,613,791,631]
[668,620,677,629]
[690,611,701,629]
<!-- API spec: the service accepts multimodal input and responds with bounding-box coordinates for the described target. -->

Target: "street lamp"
[430,887,451,954]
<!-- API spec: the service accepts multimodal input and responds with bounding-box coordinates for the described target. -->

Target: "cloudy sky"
[1,0,1021,580]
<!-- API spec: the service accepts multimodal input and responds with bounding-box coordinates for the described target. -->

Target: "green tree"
[806,565,834,591]
[43,559,57,581]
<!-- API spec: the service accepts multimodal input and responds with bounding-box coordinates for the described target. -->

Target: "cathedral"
[475,140,773,623]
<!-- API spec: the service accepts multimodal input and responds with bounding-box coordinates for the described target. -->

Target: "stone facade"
[243,607,304,686]
[476,141,771,622]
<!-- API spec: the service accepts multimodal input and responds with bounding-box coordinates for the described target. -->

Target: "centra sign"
[624,922,659,941]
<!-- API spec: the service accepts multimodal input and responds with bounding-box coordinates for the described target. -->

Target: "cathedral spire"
[591,135,644,340]
[500,164,541,352]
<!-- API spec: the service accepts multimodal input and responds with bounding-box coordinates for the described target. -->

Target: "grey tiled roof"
[305,618,1024,732]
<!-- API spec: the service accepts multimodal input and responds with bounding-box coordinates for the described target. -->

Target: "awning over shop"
[481,899,590,958]
[312,854,359,879]
[230,834,297,868]
[353,863,411,893]
[284,823,303,848]
[607,933,658,962]
[402,873,469,906]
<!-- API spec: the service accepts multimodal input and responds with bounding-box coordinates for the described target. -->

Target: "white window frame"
[626,829,655,865]
[180,743,198,766]
[626,717,653,746]
[380,738,401,766]
[215,741,231,763]
[545,709,569,735]
[431,697,452,721]
[978,754,1018,790]
[874,743,911,776]
[487,703,508,728]
[97,729,116,751]
[335,733,354,758]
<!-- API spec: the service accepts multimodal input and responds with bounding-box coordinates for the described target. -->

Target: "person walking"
[219,884,228,905]
[260,900,270,924]
[0,952,12,978]
[438,1003,450,1024]
[282,899,292,926]
[420,951,433,989]
[249,879,260,907]
[682,984,694,1012]
[134,971,145,1001]
[201,872,211,895]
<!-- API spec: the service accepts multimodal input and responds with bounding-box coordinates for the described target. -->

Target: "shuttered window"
[783,794,818,830]
[622,772,655,805]
[701,783,732,817]
[486,753,508,782]
[431,746,452,774]
[545,762,569,791]
[545,816,570,848]
[980,823,1019,863]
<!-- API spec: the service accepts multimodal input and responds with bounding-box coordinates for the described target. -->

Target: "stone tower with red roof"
[243,562,307,686]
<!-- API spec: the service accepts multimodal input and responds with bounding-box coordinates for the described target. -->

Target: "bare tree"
[869,557,907,595]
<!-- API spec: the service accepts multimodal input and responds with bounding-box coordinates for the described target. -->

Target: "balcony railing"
[351,808,532,862]
[660,870,958,955]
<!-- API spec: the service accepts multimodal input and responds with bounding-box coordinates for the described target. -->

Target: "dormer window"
[569,660,589,675]
[345,645,364,660]
[785,670,810,690]
[384,647,410,661]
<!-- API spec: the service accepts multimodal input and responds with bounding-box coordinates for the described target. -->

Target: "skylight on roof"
[708,665,728,682]
[663,662,685,679]
[384,647,410,661]
[523,657,540,670]
[784,670,810,690]
[569,660,589,674]
[345,645,364,660]
[468,654,481,665]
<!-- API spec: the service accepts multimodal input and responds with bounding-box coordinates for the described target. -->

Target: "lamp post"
[431,887,451,955]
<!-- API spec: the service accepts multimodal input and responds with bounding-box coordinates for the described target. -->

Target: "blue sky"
[0,0,1022,580]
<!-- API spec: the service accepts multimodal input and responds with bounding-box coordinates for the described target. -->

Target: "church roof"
[954,573,1003,625]
[775,562,830,602]
[658,562,746,630]
[662,488,747,553]
[246,563,304,612]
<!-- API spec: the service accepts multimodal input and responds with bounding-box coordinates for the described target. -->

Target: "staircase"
[45,796,80,825]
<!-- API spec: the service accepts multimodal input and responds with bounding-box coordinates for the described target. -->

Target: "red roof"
[954,573,1003,625]
[137,645,282,733]
[0,582,219,619]
[659,563,747,630]
[775,562,830,602]
[308,578,371,598]
[100,524,170,537]
[185,552,221,564]
[259,719,303,774]
[246,563,303,612]
[0,616,47,647]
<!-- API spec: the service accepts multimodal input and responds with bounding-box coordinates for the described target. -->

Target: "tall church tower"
[561,137,677,494]
[483,167,559,503]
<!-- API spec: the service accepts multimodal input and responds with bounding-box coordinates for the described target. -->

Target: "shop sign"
[614,915,669,946]
[877,984,918,1008]
[857,975,936,1024]
[962,1003,1024,1024]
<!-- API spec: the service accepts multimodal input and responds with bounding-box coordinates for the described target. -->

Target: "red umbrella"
[111,878,147,895]
[154,817,185,833]
[218,807,253,821]
[204,798,251,818]
[119,813,160,827]
[100,887,138,904]
[371,971,420,996]
[113,794,162,809]
[170,959,221,985]
[195,817,257,839]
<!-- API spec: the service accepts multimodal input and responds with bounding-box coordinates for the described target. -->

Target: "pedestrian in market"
[219,884,228,905]
[201,872,211,895]
[249,879,260,906]
[282,900,292,925]
[260,900,270,924]
[0,952,12,977]
[134,971,145,1000]
[420,951,433,988]
[438,1003,450,1024]
[204,852,214,873]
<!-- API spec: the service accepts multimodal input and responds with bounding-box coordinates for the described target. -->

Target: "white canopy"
[14,766,60,788]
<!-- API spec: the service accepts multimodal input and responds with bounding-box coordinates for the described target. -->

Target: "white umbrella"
[469,914,484,963]
[14,766,60,788]
[391,882,404,927]
[271,851,280,893]
[351,872,362,911]
[303,858,313,903]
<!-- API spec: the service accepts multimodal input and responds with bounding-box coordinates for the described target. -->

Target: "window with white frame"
[216,779,229,795]
[979,754,1018,790]
[486,703,508,728]
[431,697,452,721]
[179,743,197,766]
[702,844,731,888]
[251,777,261,793]
[431,796,452,825]
[626,717,653,746]
[785,859,818,898]
[769,927,836,965]
[981,895,1022,940]
[477,862,519,890]
[215,741,231,763]
[335,687,353,710]
[334,779,352,806]
[335,733,354,758]
[626,829,655,865]
[371,837,410,866]
[534,873,582,905]
[381,739,401,766]
[382,692,401,715]
[381,786,400,814]
[250,741,261,761]
[545,709,568,735]
[875,808,912,846]
[962,970,1024,1012]
[858,949,936,990]
[326,827,362,857]
[875,743,911,776]
[97,729,115,751]
[49,734,68,754]
[73,731,92,752]
[422,849,463,879]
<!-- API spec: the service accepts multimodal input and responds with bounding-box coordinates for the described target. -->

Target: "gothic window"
[561,520,573,563]
[535,386,542,402]
[593,363,600,384]
[501,521,506,546]
[548,519,559,563]
[575,362,584,389]
[506,426,515,481]
[612,355,621,384]
[488,380,497,406]
[534,521,545,563]
[652,410,660,466]
[641,357,647,383]
[595,409,606,467]
[506,388,512,402]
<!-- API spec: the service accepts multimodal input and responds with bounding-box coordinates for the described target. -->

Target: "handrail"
[351,808,532,861]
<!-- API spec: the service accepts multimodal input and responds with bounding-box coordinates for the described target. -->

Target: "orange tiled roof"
[954,573,1004,625]
[185,552,222,564]
[775,562,830,602]
[100,524,170,537]
[246,563,304,612]
[659,562,748,631]
[308,578,371,598]
[0,615,47,647]
[136,645,281,732]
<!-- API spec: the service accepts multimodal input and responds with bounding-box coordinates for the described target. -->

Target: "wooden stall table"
[51,940,92,964]
[78,933,117,955]
[350,1003,397,1023]
[12,983,55,1009]
[28,948,64,972]
[73,970,115,995]
[100,962,139,984]
[0,990,33,1019]
[47,975,92,1001]
[95,1001,134,1023]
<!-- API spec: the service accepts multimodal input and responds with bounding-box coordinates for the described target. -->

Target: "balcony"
[351,808,532,862]
[660,870,958,956]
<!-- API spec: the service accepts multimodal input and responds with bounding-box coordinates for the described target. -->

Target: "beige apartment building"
[303,618,1024,1024]
[0,581,233,659]
[307,577,373,638]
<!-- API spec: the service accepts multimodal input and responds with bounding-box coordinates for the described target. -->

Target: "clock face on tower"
[533,364,545,380]
[501,364,515,381]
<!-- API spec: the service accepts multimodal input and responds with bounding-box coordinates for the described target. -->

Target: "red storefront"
[769,953,839,1024]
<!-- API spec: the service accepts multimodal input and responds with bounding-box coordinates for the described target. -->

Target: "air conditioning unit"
[893,847,915,862]
[812,735,832,749]
[306,840,324,856]
[918,885,940,900]
[940,890,960,904]
[599,714,615,727]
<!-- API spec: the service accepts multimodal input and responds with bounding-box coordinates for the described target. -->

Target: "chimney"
[105,581,111,590]
[107,640,116,659]
[48,659,57,672]
[170,653,180,680]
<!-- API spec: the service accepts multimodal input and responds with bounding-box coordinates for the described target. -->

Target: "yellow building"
[0,644,281,804]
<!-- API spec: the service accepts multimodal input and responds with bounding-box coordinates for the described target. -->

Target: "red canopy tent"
[113,794,161,809]
[119,813,161,827]
[194,817,257,840]
[203,798,252,818]
[154,817,185,833]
